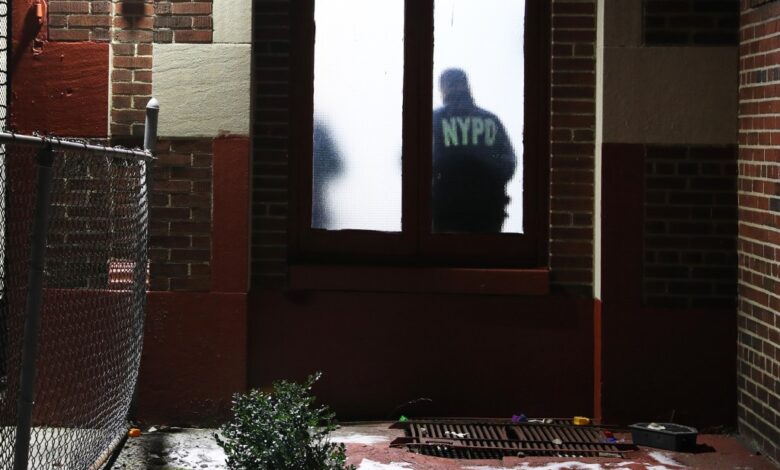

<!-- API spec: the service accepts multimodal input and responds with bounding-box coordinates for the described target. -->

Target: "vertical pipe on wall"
[13,145,54,470]
[127,97,158,424]
[144,98,160,153]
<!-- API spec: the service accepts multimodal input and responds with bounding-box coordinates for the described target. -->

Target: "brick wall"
[643,145,738,309]
[153,0,213,43]
[549,0,596,293]
[149,139,213,291]
[47,0,213,44]
[737,0,780,463]
[109,0,217,292]
[251,0,597,293]
[644,0,739,45]
[48,0,111,42]
[252,0,290,288]
[111,0,153,138]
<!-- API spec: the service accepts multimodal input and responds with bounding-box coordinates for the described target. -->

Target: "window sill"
[288,265,550,296]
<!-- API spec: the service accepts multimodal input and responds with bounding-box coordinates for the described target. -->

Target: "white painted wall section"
[153,44,251,137]
[213,0,252,44]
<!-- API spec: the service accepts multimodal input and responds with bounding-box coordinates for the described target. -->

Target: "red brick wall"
[108,0,217,292]
[251,0,597,293]
[149,140,213,292]
[46,0,213,44]
[252,0,290,289]
[644,0,739,45]
[550,0,596,293]
[48,0,112,42]
[643,145,738,309]
[153,0,213,43]
[111,0,153,138]
[738,0,780,463]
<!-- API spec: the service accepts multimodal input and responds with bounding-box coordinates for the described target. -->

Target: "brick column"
[251,0,290,288]
[111,0,153,138]
[550,0,597,293]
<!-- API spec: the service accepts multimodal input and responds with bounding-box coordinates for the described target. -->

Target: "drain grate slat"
[390,418,633,460]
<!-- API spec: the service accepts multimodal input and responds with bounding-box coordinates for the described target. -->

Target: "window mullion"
[405,0,434,253]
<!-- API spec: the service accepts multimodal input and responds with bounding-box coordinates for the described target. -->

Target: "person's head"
[439,68,472,104]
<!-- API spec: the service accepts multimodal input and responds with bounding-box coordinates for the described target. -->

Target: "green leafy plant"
[215,372,355,470]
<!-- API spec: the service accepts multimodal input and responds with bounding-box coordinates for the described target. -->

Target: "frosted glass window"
[312,0,404,231]
[432,0,525,233]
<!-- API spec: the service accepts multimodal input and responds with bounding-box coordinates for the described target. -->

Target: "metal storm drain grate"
[390,418,633,459]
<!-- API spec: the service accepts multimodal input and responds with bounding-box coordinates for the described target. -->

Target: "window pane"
[432,0,525,233]
[312,0,404,231]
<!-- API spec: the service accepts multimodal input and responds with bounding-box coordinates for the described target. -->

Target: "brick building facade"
[738,0,780,461]
[5,0,779,464]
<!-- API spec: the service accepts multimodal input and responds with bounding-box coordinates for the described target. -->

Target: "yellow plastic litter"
[572,416,591,426]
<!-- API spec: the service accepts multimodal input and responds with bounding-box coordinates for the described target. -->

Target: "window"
[291,0,549,268]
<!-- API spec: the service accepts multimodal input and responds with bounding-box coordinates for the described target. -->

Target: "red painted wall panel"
[11,40,109,136]
[599,143,736,428]
[136,292,248,425]
[212,136,251,293]
[248,291,595,421]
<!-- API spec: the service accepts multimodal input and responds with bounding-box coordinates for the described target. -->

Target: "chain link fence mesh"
[0,0,8,389]
[0,139,150,469]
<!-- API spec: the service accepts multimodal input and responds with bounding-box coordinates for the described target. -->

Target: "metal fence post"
[13,145,55,470]
[144,98,159,153]
[126,97,157,426]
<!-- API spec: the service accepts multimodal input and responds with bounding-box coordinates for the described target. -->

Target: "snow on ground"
[647,452,686,468]
[466,464,605,470]
[330,433,391,445]
[356,459,415,470]
[112,428,227,469]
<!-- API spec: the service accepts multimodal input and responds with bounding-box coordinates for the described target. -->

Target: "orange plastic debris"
[128,428,142,438]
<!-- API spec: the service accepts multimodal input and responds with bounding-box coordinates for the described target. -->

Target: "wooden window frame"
[289,0,550,269]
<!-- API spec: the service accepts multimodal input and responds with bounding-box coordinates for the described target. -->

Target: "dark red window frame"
[289,0,550,269]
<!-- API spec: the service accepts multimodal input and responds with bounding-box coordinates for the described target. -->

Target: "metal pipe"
[127,98,157,424]
[143,98,159,153]
[13,146,54,470]
[0,132,153,161]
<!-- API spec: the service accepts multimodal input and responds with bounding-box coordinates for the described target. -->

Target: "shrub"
[215,372,355,470]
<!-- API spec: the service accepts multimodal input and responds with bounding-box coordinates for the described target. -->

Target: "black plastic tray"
[629,422,698,452]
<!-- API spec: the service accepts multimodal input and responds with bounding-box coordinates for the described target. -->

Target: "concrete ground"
[110,422,779,470]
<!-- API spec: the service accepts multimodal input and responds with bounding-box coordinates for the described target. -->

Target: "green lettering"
[472,117,484,145]
[456,117,471,145]
[485,118,497,146]
[442,118,458,147]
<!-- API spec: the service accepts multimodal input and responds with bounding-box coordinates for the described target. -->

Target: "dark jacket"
[432,94,516,232]
[312,122,343,229]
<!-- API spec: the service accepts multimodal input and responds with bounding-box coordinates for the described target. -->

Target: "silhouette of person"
[312,122,343,229]
[432,68,516,233]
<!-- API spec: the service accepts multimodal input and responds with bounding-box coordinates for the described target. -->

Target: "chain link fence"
[0,131,154,469]
[0,0,9,381]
